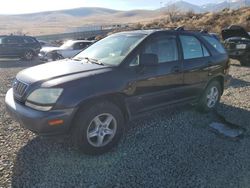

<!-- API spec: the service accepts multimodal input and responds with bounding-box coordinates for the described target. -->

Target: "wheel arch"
[71,93,130,131]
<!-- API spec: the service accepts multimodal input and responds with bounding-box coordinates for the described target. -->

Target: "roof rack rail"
[174,26,208,33]
[175,26,185,31]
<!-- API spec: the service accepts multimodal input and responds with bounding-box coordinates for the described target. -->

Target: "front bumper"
[227,49,246,59]
[38,53,50,61]
[5,89,76,136]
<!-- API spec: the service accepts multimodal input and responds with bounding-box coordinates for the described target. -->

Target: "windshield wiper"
[73,57,105,65]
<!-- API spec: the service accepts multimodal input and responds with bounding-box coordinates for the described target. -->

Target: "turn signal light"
[48,119,64,126]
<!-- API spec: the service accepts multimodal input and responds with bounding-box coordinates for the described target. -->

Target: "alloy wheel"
[24,51,33,60]
[206,86,219,108]
[87,113,117,147]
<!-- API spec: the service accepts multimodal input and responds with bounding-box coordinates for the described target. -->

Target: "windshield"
[60,41,74,49]
[73,33,146,66]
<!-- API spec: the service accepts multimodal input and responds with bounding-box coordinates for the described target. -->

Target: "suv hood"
[222,25,250,40]
[16,59,110,84]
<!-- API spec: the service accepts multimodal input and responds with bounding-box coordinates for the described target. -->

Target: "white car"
[38,40,57,47]
[39,40,94,61]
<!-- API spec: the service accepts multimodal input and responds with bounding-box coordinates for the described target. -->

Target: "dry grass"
[140,7,250,33]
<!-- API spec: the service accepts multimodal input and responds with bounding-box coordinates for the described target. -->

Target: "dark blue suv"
[5,28,231,155]
[0,35,41,60]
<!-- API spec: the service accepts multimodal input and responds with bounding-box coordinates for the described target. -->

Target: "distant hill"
[164,0,250,13]
[160,1,204,13]
[14,7,120,19]
[0,1,249,36]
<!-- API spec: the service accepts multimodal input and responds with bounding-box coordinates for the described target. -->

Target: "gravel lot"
[0,58,250,188]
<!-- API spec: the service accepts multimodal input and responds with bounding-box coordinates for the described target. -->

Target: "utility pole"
[227,0,231,9]
[160,1,163,9]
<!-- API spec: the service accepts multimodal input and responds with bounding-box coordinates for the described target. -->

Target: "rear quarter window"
[180,35,204,59]
[202,36,226,54]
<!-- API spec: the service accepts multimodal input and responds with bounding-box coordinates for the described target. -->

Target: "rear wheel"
[72,101,124,155]
[240,54,250,66]
[197,81,222,112]
[23,50,34,61]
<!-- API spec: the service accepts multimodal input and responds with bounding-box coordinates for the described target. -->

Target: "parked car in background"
[5,28,230,155]
[39,40,95,61]
[222,25,250,66]
[38,40,57,47]
[0,35,41,60]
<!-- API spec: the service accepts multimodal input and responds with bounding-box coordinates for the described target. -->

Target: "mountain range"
[0,0,249,35]
[163,0,250,13]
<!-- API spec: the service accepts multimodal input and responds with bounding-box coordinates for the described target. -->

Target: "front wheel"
[52,53,64,61]
[72,101,124,155]
[197,81,222,112]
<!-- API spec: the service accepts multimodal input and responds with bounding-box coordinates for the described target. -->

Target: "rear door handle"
[171,66,180,73]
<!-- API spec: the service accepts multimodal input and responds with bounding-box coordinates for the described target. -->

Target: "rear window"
[202,36,226,54]
[0,37,5,44]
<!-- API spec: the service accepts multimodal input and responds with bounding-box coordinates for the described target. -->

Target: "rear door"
[179,34,210,99]
[126,33,184,114]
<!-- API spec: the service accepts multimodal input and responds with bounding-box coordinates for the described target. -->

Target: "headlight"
[25,88,63,111]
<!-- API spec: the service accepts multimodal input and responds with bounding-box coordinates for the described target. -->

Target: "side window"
[79,42,89,49]
[129,55,140,67]
[180,35,204,60]
[5,37,23,44]
[144,35,178,63]
[202,45,210,57]
[73,43,88,50]
[202,35,226,54]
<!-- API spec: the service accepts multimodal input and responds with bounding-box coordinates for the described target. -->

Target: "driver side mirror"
[139,53,158,67]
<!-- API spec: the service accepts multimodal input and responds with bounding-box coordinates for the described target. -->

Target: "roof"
[113,27,210,36]
[0,35,34,38]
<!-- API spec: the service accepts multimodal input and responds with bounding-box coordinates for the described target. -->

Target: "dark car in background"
[222,25,250,66]
[5,28,230,155]
[0,35,41,60]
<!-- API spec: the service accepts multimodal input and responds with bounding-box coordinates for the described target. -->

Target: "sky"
[0,0,220,15]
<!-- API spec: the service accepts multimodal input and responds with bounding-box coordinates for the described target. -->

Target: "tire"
[52,53,64,61]
[72,101,124,155]
[23,50,34,61]
[197,81,222,112]
[240,54,250,66]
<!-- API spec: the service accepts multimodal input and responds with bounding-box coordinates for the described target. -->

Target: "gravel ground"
[0,59,250,188]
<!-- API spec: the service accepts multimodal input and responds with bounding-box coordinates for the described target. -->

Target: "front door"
[127,33,184,114]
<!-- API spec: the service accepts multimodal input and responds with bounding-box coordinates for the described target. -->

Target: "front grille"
[13,79,29,99]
